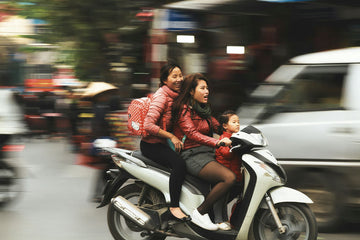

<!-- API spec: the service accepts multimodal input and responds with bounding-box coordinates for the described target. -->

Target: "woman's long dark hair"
[172,73,209,124]
[159,61,182,87]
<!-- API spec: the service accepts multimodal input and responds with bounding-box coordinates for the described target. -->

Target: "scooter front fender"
[268,186,313,205]
[97,169,132,208]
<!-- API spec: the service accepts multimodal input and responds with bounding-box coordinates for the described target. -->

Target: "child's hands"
[217,137,232,147]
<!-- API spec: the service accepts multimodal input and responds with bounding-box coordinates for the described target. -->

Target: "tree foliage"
[14,0,171,82]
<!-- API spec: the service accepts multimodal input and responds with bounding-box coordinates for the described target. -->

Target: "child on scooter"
[214,110,243,230]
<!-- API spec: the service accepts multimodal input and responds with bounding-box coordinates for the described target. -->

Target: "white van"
[237,47,360,231]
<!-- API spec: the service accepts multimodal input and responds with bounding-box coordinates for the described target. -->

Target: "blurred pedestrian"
[38,91,57,137]
[89,90,115,202]
[68,90,79,137]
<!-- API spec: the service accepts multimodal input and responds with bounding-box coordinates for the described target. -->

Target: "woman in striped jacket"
[141,62,190,221]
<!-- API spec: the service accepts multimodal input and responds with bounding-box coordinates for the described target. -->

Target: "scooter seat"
[132,150,169,171]
[132,150,211,196]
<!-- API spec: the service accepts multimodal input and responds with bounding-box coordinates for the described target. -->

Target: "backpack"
[127,95,152,136]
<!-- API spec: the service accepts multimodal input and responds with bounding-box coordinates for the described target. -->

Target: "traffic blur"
[0,136,358,240]
[1,0,360,238]
[0,85,139,204]
[237,48,360,231]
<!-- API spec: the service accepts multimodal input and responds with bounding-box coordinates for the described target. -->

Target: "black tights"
[140,141,187,208]
[197,161,236,215]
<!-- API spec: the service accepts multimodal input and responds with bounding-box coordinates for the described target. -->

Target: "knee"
[224,172,237,186]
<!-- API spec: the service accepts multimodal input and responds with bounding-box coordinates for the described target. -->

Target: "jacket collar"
[161,85,179,99]
[222,131,232,138]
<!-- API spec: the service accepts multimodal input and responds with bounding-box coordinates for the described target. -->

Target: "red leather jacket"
[173,105,220,150]
[142,85,178,144]
[215,132,243,181]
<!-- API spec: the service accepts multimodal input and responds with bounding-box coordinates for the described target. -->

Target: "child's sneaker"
[216,222,232,230]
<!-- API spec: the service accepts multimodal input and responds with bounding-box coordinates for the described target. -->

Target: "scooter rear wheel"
[253,202,317,240]
[107,183,166,240]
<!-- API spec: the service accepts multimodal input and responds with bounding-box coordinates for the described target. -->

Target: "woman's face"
[191,79,209,104]
[164,67,183,92]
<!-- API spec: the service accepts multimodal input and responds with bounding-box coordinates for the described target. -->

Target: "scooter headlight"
[260,133,268,147]
[250,132,268,147]
[255,161,283,184]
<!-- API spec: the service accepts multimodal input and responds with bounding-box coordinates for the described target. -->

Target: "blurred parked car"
[237,47,360,232]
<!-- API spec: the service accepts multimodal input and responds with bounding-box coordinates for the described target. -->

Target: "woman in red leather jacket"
[172,73,236,231]
[141,62,190,221]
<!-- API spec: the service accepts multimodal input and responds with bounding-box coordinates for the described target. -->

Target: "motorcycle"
[0,134,24,207]
[0,89,27,207]
[96,125,318,240]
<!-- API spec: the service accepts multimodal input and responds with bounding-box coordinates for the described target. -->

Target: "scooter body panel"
[268,186,313,205]
[120,160,204,215]
[234,153,284,240]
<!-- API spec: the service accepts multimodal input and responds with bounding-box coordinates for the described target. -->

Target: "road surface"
[0,137,358,240]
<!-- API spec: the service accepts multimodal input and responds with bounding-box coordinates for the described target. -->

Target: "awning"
[164,0,360,16]
[163,0,282,16]
[164,0,238,12]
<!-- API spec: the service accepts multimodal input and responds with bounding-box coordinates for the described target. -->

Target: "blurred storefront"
[147,0,360,115]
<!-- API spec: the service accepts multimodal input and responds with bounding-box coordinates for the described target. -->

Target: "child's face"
[224,114,240,133]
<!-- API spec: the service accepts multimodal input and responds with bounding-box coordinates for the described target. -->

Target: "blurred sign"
[53,76,83,87]
[167,10,197,31]
[152,9,197,31]
[136,8,154,22]
[31,19,47,25]
[25,78,54,88]
[259,0,312,2]
[24,78,57,92]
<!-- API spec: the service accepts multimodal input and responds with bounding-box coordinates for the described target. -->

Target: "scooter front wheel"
[253,202,317,240]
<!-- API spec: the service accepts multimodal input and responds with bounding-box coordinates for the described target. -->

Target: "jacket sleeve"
[143,91,166,136]
[178,108,218,148]
[215,135,233,159]
[216,146,233,159]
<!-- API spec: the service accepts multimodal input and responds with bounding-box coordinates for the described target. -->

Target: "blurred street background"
[0,137,359,240]
[1,0,360,239]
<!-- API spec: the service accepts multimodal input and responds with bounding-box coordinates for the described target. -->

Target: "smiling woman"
[140,61,190,221]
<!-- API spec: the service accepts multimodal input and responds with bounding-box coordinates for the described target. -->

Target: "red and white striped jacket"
[142,85,178,144]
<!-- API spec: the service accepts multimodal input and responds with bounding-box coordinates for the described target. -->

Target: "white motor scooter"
[97,125,318,240]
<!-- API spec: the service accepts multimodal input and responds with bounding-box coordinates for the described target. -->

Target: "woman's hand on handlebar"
[217,137,232,147]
